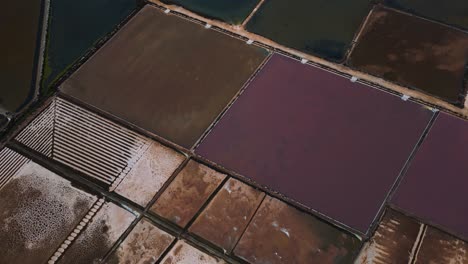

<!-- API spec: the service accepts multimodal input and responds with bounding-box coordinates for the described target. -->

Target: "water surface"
[61,6,268,148]
[162,0,259,24]
[0,0,43,113]
[392,113,468,240]
[42,0,136,91]
[196,54,433,233]
[386,0,468,30]
[348,6,468,105]
[246,0,373,61]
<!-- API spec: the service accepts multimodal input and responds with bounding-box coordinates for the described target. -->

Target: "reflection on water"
[246,0,372,61]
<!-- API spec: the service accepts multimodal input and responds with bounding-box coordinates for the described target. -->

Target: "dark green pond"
[162,0,260,24]
[386,0,468,30]
[246,0,373,61]
[0,0,43,114]
[42,0,137,91]
[0,115,7,130]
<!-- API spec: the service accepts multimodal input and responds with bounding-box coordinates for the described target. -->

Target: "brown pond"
[348,5,468,105]
[61,5,268,148]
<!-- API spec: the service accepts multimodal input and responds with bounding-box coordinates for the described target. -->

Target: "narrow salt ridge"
[15,99,55,157]
[0,148,30,190]
[47,198,106,264]
[19,97,152,186]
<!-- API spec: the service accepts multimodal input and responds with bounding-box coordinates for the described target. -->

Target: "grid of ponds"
[1,1,468,263]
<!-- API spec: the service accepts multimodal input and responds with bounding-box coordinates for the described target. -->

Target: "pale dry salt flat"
[107,218,174,264]
[114,141,185,206]
[57,202,137,263]
[160,240,226,264]
[0,159,96,264]
[3,162,96,247]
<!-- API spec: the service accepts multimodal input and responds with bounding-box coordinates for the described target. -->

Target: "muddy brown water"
[234,197,361,264]
[356,209,422,263]
[415,227,468,263]
[189,178,265,252]
[60,5,268,148]
[151,160,225,227]
[348,6,468,105]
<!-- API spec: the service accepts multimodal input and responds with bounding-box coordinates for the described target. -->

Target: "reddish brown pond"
[348,5,468,105]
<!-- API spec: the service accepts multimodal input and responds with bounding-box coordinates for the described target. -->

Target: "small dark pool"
[0,0,43,114]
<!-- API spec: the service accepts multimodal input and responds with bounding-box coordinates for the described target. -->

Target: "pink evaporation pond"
[196,54,433,233]
[392,113,468,239]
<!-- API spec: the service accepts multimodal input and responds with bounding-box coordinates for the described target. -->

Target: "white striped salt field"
[0,147,30,189]
[16,97,151,186]
[14,97,185,205]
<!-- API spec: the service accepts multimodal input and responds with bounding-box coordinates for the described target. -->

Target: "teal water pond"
[42,0,136,91]
[162,0,259,24]
[246,0,373,62]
